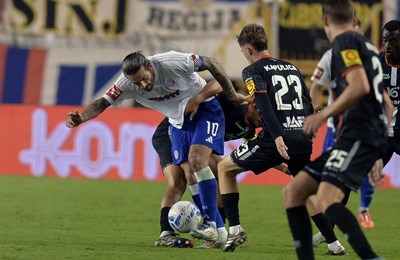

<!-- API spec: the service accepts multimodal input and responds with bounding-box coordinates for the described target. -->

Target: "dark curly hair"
[122,51,151,76]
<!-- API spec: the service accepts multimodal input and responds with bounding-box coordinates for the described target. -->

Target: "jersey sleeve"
[102,72,136,106]
[243,67,268,96]
[332,35,363,76]
[242,67,283,139]
[311,49,332,85]
[187,53,205,72]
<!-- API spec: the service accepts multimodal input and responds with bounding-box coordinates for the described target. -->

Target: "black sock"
[218,207,226,223]
[325,203,378,259]
[221,193,240,227]
[311,213,337,243]
[160,207,174,233]
[286,206,314,260]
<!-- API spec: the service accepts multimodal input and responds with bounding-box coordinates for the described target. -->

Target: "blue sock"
[189,184,203,215]
[360,177,375,210]
[194,167,218,226]
[215,209,225,229]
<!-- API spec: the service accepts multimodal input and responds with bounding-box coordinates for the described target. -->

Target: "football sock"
[311,213,337,243]
[217,227,228,240]
[325,203,378,259]
[189,184,203,215]
[327,240,341,252]
[286,205,314,260]
[218,207,226,223]
[360,178,375,211]
[194,166,218,226]
[160,207,174,233]
[215,209,225,229]
[221,193,240,227]
[229,225,241,234]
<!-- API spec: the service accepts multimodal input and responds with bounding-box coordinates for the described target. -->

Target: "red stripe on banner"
[0,45,7,102]
[24,48,47,104]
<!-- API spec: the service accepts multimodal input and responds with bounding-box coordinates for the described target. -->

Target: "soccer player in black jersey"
[217,23,346,254]
[379,20,400,170]
[283,1,390,259]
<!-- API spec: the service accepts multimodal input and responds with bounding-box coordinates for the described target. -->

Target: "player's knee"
[188,156,207,172]
[282,183,301,207]
[217,157,237,178]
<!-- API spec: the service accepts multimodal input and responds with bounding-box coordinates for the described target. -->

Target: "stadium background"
[0,0,399,188]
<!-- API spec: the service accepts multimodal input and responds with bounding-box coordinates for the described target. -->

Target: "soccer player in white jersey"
[66,51,248,244]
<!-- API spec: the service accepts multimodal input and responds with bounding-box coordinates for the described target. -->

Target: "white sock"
[328,240,341,251]
[229,225,241,234]
[217,227,228,240]
[160,231,174,237]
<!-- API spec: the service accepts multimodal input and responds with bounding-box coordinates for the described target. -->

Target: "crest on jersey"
[245,78,256,96]
[166,79,175,88]
[340,49,362,68]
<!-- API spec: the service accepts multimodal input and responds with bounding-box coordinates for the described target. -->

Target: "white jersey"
[311,49,335,129]
[102,51,208,128]
[311,49,332,86]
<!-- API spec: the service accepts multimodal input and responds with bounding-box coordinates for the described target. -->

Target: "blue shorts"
[323,126,335,152]
[170,98,225,164]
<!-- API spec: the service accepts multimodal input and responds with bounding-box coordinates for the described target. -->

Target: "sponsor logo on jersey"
[312,66,324,80]
[148,89,180,101]
[283,116,305,129]
[205,136,213,144]
[106,85,123,100]
[245,78,256,96]
[340,49,362,68]
[383,73,390,80]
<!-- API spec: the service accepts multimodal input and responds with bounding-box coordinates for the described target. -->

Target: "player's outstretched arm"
[202,56,249,104]
[66,97,111,128]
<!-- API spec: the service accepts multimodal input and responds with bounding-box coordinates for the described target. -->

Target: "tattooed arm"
[202,56,249,104]
[66,97,111,128]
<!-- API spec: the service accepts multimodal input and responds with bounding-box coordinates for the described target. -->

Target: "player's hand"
[274,163,291,175]
[231,92,251,105]
[303,113,325,135]
[185,97,201,120]
[66,109,83,128]
[368,158,384,187]
[275,136,290,160]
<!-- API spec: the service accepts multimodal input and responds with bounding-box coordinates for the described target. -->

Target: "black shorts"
[230,137,311,176]
[152,117,173,170]
[304,138,384,194]
[382,135,400,165]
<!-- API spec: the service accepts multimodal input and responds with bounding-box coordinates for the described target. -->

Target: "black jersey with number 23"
[243,55,313,154]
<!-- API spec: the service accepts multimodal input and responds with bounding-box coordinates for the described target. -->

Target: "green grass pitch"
[0,175,399,259]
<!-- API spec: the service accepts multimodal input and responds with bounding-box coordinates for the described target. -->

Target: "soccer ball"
[168,201,202,233]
